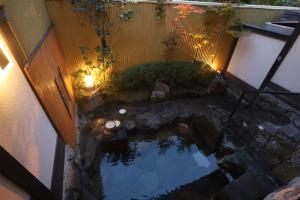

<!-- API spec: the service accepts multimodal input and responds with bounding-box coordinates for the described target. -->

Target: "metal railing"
[227,90,300,127]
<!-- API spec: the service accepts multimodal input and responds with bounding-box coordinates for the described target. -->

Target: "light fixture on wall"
[0,47,9,70]
[0,34,13,77]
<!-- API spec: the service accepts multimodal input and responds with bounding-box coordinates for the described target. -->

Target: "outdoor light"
[105,121,116,129]
[84,75,94,88]
[119,109,126,115]
[114,120,121,128]
[0,34,13,77]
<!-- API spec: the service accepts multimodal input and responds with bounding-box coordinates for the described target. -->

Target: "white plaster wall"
[227,33,285,89]
[272,35,300,92]
[0,175,30,200]
[0,33,57,189]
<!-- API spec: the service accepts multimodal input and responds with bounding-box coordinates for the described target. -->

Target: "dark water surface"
[100,129,225,200]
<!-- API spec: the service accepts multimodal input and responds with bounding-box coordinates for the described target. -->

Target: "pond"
[99,128,230,200]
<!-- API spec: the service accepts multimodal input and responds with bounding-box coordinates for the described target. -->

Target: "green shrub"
[110,61,217,91]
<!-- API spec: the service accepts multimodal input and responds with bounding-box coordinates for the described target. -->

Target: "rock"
[275,131,297,151]
[293,119,300,130]
[217,134,243,157]
[177,123,192,135]
[264,176,300,200]
[115,90,150,103]
[193,114,224,151]
[82,189,97,200]
[273,162,300,184]
[289,149,300,168]
[225,87,240,102]
[156,102,178,124]
[123,119,136,131]
[135,111,161,130]
[150,82,170,101]
[82,93,105,113]
[262,122,279,135]
[266,140,290,161]
[214,172,278,200]
[251,133,269,147]
[88,118,106,135]
[208,74,226,95]
[256,94,294,115]
[82,136,100,171]
[253,148,281,169]
[172,88,206,98]
[265,131,296,161]
[80,171,90,188]
[218,150,250,178]
[278,124,300,143]
[289,176,300,187]
[218,149,266,178]
[100,127,128,145]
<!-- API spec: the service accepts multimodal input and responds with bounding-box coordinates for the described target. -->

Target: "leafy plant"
[119,9,133,21]
[162,5,205,63]
[227,20,248,38]
[155,0,167,21]
[68,0,134,98]
[110,61,217,91]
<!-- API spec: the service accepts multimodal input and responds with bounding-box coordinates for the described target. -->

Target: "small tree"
[162,4,205,63]
[68,0,133,98]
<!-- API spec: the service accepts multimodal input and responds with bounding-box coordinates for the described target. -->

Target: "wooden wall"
[24,28,76,147]
[45,1,285,73]
[0,0,51,56]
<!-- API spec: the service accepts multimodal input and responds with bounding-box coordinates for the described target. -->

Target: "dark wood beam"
[0,146,56,200]
[51,137,66,200]
[259,22,300,90]
[242,24,291,41]
[222,37,238,74]
[272,21,299,28]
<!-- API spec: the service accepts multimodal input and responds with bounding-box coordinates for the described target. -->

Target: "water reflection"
[100,129,220,200]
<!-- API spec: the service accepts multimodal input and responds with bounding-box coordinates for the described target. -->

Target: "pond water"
[100,129,228,200]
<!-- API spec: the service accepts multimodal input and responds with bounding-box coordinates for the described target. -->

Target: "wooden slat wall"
[24,28,76,147]
[45,1,284,73]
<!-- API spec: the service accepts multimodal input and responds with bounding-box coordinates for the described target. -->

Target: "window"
[55,67,73,118]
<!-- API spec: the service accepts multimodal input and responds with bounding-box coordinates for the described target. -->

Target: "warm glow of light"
[105,121,115,129]
[84,75,94,88]
[0,34,14,79]
[211,63,218,71]
[114,120,121,128]
[119,109,126,115]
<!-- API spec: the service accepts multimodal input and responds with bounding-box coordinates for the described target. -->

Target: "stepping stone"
[213,172,278,200]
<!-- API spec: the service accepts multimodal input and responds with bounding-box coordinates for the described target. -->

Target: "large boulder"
[208,74,226,95]
[217,134,244,157]
[107,90,150,103]
[135,111,161,130]
[218,149,267,178]
[150,82,170,101]
[192,113,224,151]
[81,93,105,113]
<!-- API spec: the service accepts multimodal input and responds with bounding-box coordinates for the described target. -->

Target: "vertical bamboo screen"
[45,1,284,73]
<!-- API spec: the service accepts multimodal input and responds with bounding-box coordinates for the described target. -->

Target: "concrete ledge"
[131,0,300,11]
